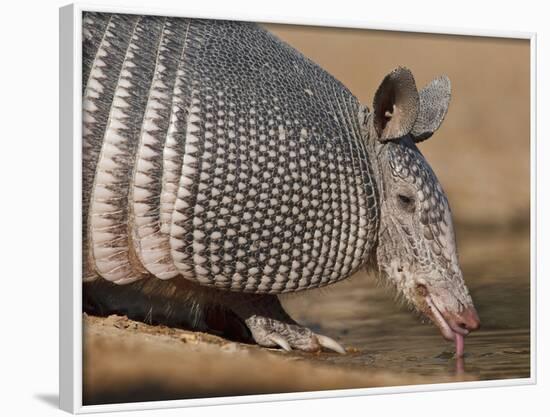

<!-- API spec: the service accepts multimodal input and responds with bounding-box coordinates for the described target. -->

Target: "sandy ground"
[83,314,468,405]
[82,24,530,405]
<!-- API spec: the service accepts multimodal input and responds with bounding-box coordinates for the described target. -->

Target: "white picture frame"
[59,2,537,413]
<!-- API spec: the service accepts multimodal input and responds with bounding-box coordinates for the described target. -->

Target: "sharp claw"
[316,334,346,354]
[268,334,292,352]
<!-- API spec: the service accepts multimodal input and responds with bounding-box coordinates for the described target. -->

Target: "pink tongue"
[455,333,465,358]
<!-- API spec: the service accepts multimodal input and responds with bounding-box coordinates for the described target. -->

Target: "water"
[283,227,531,382]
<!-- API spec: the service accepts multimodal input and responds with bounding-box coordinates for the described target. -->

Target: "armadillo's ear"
[410,75,451,143]
[372,67,420,141]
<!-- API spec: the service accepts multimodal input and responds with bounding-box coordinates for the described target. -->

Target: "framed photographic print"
[59,2,536,413]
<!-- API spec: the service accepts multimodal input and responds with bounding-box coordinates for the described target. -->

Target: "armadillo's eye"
[415,283,428,297]
[397,193,415,211]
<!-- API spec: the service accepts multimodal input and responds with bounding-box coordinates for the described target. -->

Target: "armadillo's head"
[361,67,480,351]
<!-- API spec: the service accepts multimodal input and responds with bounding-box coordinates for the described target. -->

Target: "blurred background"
[84,23,531,405]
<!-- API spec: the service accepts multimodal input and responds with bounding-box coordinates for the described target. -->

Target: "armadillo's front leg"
[227,295,346,354]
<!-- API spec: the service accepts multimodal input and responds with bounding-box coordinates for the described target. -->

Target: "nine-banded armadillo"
[82,12,480,355]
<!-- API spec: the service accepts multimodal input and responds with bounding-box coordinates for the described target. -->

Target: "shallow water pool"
[283,226,531,382]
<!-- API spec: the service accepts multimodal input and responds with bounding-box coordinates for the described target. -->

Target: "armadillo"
[82,12,480,354]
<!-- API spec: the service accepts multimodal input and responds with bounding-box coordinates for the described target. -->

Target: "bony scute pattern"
[82,14,140,281]
[89,16,165,284]
[388,143,452,260]
[84,14,378,294]
[130,18,189,280]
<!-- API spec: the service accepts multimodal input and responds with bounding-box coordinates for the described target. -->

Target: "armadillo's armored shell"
[83,13,379,293]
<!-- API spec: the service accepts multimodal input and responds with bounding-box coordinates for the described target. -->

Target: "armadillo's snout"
[452,306,481,333]
[443,306,481,357]
[443,305,481,337]
[423,288,481,342]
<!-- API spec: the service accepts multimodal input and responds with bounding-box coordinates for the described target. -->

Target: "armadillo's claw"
[316,334,346,354]
[268,334,292,352]
[243,315,344,354]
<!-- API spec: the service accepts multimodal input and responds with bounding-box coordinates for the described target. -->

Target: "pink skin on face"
[425,295,478,358]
